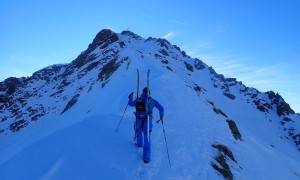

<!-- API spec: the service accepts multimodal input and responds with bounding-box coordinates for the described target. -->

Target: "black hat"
[143,87,150,94]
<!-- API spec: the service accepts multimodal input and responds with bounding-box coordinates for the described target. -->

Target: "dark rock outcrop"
[211,144,237,180]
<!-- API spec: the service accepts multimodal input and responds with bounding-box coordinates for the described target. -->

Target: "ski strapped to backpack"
[146,69,150,142]
[134,69,151,143]
[134,69,140,141]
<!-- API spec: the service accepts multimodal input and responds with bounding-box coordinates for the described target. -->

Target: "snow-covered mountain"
[1,29,300,179]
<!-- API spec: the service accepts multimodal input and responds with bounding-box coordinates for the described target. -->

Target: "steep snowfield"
[1,30,300,179]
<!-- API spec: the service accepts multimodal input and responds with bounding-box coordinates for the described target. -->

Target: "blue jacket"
[129,93,164,119]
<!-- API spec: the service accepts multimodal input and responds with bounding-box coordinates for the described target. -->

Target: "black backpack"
[135,98,147,119]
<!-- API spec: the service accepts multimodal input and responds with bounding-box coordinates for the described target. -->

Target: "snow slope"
[0,29,300,179]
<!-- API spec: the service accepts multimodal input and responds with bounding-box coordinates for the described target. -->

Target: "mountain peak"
[91,29,119,49]
[120,30,142,40]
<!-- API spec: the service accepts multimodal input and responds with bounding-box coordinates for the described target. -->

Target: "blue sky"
[1,0,299,112]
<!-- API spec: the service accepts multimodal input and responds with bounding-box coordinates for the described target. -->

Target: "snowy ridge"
[0,29,300,179]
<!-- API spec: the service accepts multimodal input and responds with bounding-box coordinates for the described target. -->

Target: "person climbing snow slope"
[128,87,164,163]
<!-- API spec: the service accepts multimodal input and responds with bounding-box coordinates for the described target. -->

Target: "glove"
[128,92,134,99]
[156,116,164,124]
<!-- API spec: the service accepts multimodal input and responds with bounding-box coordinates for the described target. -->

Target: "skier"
[128,87,164,163]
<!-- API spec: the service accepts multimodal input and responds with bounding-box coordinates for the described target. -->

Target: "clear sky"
[1,0,299,113]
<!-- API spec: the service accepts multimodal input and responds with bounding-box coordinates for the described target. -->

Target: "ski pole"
[158,119,171,167]
[115,103,129,132]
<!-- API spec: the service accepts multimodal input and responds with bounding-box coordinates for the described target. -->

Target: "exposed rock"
[184,61,194,72]
[293,133,300,150]
[70,29,119,70]
[253,100,271,113]
[159,49,169,57]
[121,30,142,40]
[194,83,202,93]
[226,119,242,140]
[251,94,258,99]
[1,77,22,95]
[92,29,119,49]
[266,91,295,116]
[207,99,214,106]
[223,93,236,100]
[10,119,29,132]
[119,41,126,48]
[61,94,80,115]
[0,95,9,103]
[181,50,189,58]
[156,38,171,50]
[226,78,237,83]
[50,89,64,98]
[98,58,118,81]
[155,53,163,59]
[98,58,121,88]
[213,107,228,118]
[266,91,276,99]
[173,44,181,52]
[281,117,293,125]
[145,37,155,42]
[57,79,71,90]
[166,66,173,71]
[194,58,205,70]
[32,64,64,82]
[212,144,237,162]
[211,144,237,180]
[27,104,46,121]
[161,59,169,64]
[276,100,295,116]
[86,61,100,72]
[209,66,217,76]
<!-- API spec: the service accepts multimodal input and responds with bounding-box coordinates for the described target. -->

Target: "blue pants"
[136,118,153,161]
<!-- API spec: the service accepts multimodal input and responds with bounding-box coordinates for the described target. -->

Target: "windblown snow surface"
[0,30,300,179]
